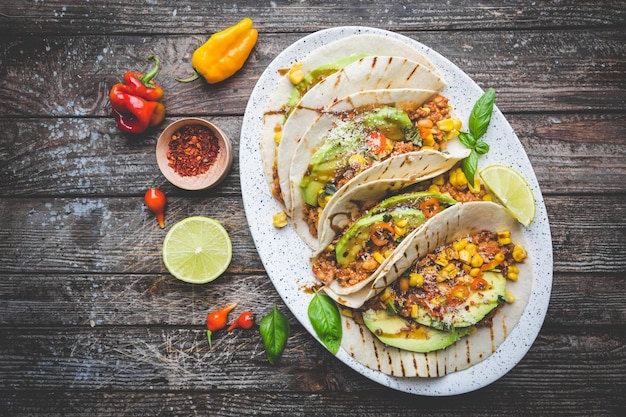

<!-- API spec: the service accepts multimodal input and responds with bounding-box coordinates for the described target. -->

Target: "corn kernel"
[466,243,477,256]
[341,309,353,318]
[395,218,407,228]
[428,184,440,193]
[421,146,433,150]
[435,256,449,267]
[398,277,410,292]
[497,230,512,245]
[446,129,460,140]
[513,245,528,262]
[409,273,424,287]
[432,174,445,185]
[462,263,472,273]
[394,226,406,238]
[288,62,304,85]
[470,267,481,277]
[505,290,515,303]
[482,194,493,201]
[348,154,367,169]
[459,249,471,264]
[470,254,484,268]
[436,118,456,132]
[420,107,431,115]
[383,249,394,258]
[453,239,468,252]
[411,304,419,318]
[468,178,481,194]
[274,130,282,144]
[272,212,288,228]
[380,287,393,302]
[507,271,518,281]
[372,251,385,264]
[453,119,462,131]
[494,252,505,263]
[422,133,435,147]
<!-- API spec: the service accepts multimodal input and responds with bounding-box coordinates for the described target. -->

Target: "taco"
[261,34,443,210]
[289,90,469,249]
[338,201,532,377]
[311,190,458,304]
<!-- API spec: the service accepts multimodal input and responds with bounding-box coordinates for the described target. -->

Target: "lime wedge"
[479,164,536,226]
[162,216,232,284]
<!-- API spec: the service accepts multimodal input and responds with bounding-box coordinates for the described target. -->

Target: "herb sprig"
[458,88,496,184]
[308,291,342,354]
[259,304,291,365]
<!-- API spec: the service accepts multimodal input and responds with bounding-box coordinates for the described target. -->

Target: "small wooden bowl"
[156,118,233,190]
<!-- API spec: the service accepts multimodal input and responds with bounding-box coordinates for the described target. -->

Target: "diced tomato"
[448,285,470,305]
[366,131,387,154]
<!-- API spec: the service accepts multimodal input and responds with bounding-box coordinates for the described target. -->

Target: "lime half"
[479,164,536,227]
[162,216,232,284]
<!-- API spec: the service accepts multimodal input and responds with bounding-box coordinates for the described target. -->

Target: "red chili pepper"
[419,197,441,219]
[227,311,255,331]
[370,222,395,246]
[206,303,237,348]
[447,285,470,305]
[109,55,165,134]
[470,277,488,291]
[144,187,166,228]
[366,131,387,154]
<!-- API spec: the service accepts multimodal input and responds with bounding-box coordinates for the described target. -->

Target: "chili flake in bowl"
[156,118,233,190]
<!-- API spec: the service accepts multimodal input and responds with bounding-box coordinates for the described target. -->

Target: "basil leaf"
[461,149,479,186]
[259,304,290,365]
[469,88,496,140]
[475,140,490,155]
[457,131,476,149]
[308,291,342,354]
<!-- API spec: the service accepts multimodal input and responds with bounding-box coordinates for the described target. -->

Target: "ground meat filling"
[312,239,398,288]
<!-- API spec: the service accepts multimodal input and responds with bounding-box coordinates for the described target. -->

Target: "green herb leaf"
[475,140,490,155]
[469,87,496,140]
[457,131,476,149]
[308,291,342,354]
[259,304,290,365]
[461,149,479,186]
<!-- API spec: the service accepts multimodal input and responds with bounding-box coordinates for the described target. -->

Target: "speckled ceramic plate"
[240,26,553,396]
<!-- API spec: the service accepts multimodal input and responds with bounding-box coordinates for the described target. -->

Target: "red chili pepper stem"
[136,55,160,87]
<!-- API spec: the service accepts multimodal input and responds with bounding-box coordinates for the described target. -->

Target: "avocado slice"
[362,107,416,141]
[334,192,457,266]
[335,208,426,266]
[362,309,468,353]
[299,122,365,206]
[285,53,370,114]
[412,271,507,331]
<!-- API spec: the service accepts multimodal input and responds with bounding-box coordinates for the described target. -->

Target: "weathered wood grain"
[0,30,625,117]
[1,0,625,36]
[0,390,623,417]
[0,113,625,197]
[0,195,623,274]
[0,272,623,328]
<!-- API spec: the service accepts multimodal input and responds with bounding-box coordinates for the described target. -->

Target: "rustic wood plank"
[0,326,623,396]
[0,389,623,417]
[0,272,623,328]
[1,0,625,36]
[0,195,623,274]
[0,113,624,197]
[0,29,625,117]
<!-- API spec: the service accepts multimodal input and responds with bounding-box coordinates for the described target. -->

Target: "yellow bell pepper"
[177,18,258,84]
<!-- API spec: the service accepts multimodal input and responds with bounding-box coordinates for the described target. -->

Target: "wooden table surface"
[1,1,625,415]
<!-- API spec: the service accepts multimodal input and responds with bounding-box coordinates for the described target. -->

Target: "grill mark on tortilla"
[465,336,472,364]
[490,324,496,353]
[405,63,421,82]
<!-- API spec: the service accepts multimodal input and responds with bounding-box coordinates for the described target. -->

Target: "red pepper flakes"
[166,124,220,176]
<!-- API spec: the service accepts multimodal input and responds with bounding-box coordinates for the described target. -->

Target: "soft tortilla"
[260,34,443,208]
[335,201,532,377]
[278,56,445,212]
